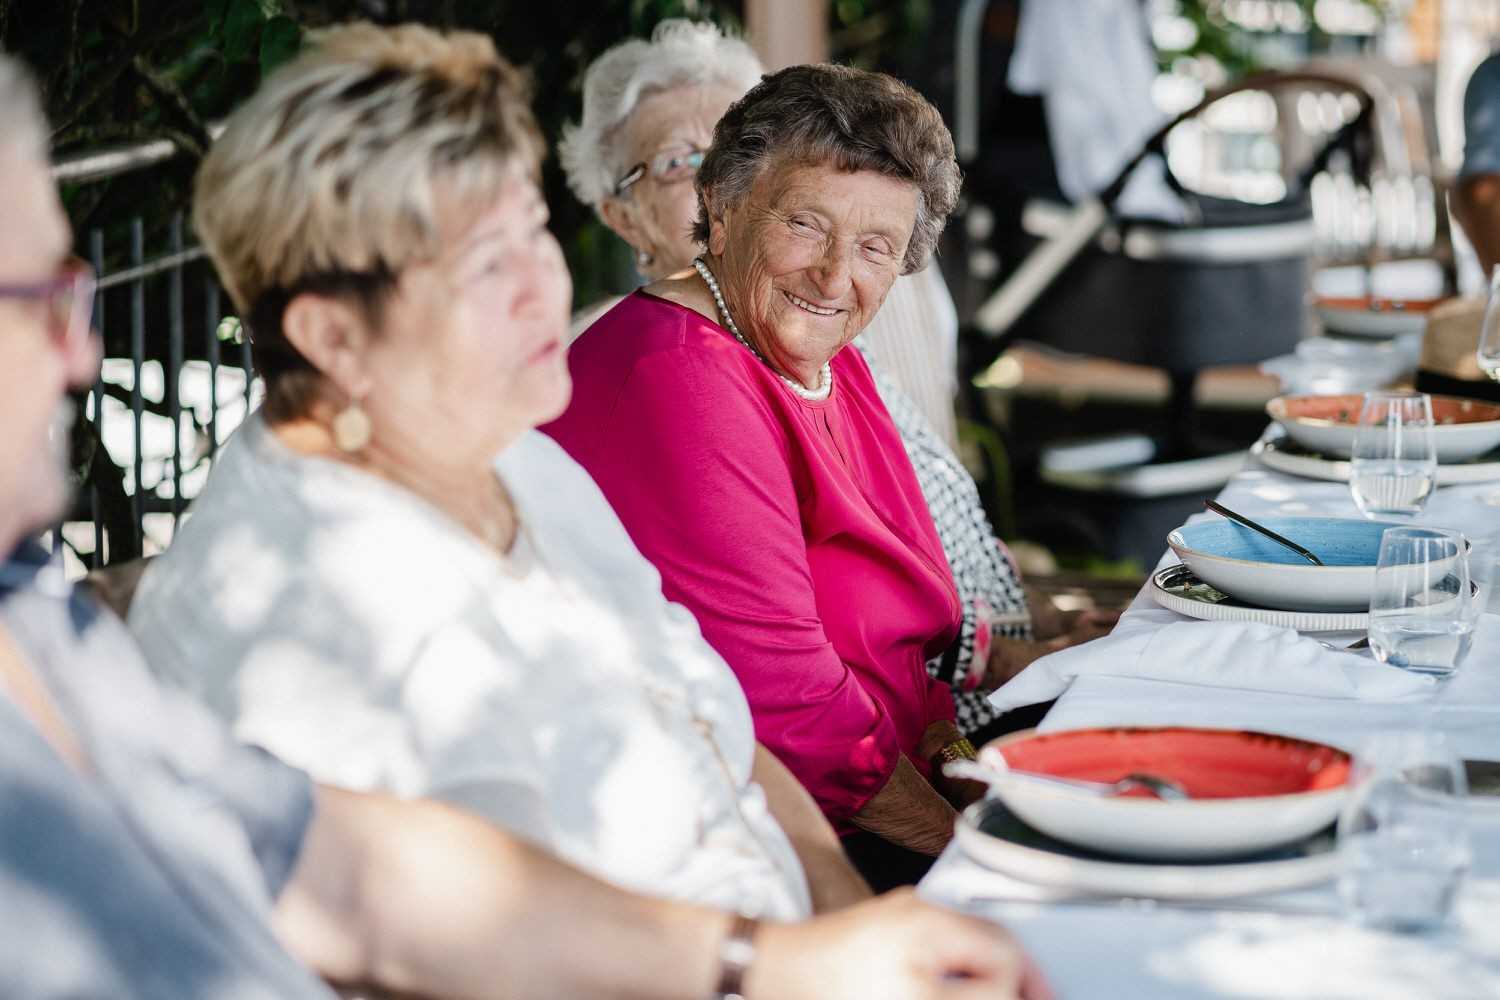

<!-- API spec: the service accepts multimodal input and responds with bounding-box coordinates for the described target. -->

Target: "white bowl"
[1167,516,1399,612]
[1268,393,1500,463]
[1315,304,1430,339]
[977,728,1351,861]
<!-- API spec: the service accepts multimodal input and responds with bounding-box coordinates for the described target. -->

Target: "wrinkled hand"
[984,608,1120,689]
[747,889,1052,1000]
[1056,607,1119,645]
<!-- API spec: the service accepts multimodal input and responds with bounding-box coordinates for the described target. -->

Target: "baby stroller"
[959,69,1376,457]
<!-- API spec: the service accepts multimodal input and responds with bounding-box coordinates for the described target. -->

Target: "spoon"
[1203,499,1325,566]
[944,759,1189,801]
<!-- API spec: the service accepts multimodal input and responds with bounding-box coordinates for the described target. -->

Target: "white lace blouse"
[128,415,811,921]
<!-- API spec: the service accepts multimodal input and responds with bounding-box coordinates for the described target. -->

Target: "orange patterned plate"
[973,727,1351,861]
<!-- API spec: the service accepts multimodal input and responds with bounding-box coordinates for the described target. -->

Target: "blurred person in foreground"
[0,36,1049,1000]
[561,19,1115,762]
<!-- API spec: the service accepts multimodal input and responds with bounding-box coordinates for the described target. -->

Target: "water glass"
[1338,731,1470,932]
[1369,527,1474,677]
[1348,392,1437,520]
[1467,535,1500,617]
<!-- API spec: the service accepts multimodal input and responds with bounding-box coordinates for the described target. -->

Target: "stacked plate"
[1267,393,1500,464]
[956,727,1350,899]
[1256,393,1500,485]
[1313,261,1444,339]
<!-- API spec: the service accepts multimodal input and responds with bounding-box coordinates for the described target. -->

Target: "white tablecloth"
[920,451,1500,998]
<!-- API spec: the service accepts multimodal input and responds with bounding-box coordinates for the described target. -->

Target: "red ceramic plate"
[1273,393,1500,427]
[979,727,1353,859]
[996,726,1350,800]
[1314,295,1440,313]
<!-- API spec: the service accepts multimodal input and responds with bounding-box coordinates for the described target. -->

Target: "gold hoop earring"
[332,398,372,453]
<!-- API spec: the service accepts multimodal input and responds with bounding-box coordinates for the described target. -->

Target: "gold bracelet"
[932,737,978,768]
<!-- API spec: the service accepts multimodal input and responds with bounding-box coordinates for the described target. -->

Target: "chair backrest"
[80,557,153,621]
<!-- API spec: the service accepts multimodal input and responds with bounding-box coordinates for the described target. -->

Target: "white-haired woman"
[559,22,1116,754]
[126,22,890,924]
[560,19,959,444]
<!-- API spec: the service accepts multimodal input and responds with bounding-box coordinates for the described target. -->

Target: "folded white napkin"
[988,619,1435,713]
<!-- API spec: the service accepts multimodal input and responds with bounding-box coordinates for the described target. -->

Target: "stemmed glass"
[1338,731,1470,932]
[1475,265,1500,506]
[1348,392,1438,520]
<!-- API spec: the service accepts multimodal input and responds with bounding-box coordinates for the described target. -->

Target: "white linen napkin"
[988,619,1435,713]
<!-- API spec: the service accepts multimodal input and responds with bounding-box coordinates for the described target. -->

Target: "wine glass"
[1338,730,1470,932]
[1348,391,1437,520]
[1475,265,1500,506]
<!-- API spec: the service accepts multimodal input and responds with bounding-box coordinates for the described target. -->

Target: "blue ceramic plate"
[1167,516,1405,612]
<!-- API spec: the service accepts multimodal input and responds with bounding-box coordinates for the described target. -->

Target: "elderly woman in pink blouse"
[546,63,973,888]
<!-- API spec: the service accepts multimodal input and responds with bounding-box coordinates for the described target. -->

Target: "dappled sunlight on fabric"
[206,522,286,629]
[1247,483,1302,505]
[1144,885,1500,998]
[1148,919,1474,997]
[236,638,425,794]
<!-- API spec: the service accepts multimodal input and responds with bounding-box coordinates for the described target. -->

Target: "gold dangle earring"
[332,394,372,453]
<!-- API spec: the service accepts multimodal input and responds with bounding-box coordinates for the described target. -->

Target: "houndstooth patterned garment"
[857,344,1031,737]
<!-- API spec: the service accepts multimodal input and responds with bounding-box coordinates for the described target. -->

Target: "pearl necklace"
[693,257,833,401]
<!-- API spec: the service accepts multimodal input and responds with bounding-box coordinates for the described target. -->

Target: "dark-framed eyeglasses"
[0,256,96,352]
[613,146,707,196]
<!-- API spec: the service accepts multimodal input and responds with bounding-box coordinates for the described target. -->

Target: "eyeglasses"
[0,257,96,352]
[613,146,707,196]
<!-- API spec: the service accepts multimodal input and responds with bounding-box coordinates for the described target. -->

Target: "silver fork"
[945,760,1189,801]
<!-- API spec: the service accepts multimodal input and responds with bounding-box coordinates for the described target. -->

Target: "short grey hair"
[559,19,763,210]
[0,53,49,162]
[193,22,544,421]
[693,64,961,275]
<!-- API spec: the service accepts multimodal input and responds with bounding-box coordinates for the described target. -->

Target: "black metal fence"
[55,134,255,574]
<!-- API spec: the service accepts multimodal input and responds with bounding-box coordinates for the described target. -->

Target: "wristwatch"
[712,912,759,1000]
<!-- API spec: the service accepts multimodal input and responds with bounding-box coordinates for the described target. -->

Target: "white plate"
[1149,564,1370,630]
[1267,393,1500,463]
[954,798,1339,900]
[1316,304,1429,339]
[1252,426,1500,485]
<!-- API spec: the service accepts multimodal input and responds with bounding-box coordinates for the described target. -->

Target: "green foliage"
[7,0,925,314]
[1158,1,1388,76]
[259,17,303,75]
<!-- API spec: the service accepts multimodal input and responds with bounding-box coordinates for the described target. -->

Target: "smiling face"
[0,145,100,552]
[601,83,741,278]
[357,172,573,462]
[705,161,917,386]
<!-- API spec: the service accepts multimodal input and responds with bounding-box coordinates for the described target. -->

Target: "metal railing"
[56,132,254,572]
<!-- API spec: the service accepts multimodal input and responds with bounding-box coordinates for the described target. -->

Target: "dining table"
[919,434,1500,999]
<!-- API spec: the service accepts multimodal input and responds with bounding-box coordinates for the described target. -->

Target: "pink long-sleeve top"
[545,291,960,826]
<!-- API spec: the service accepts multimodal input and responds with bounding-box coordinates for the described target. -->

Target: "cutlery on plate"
[1203,499,1325,566]
[945,759,1189,801]
[1316,636,1370,652]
